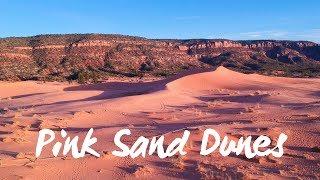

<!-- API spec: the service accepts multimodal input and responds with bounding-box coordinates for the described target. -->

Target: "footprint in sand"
[196,162,244,179]
[120,164,153,177]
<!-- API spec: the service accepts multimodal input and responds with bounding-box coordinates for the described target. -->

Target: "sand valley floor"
[0,67,319,179]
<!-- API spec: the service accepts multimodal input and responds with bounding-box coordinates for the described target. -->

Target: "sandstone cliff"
[0,34,319,82]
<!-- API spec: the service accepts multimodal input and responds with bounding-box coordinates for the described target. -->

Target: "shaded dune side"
[62,66,320,102]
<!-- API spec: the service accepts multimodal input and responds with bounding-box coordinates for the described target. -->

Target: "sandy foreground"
[0,66,319,179]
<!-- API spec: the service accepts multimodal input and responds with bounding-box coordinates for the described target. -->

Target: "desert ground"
[0,66,319,179]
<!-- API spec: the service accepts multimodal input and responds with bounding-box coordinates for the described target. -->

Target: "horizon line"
[0,33,318,44]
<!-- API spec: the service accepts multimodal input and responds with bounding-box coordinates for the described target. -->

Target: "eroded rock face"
[0,34,319,81]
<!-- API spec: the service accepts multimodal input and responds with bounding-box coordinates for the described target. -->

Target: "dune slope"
[0,66,319,179]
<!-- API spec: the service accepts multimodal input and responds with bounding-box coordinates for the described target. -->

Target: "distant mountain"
[0,34,320,82]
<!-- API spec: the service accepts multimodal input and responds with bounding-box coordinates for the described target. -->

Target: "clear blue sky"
[1,0,320,42]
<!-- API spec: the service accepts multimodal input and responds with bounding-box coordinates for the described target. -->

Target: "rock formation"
[0,34,319,82]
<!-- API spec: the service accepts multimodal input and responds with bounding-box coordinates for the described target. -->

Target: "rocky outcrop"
[0,34,319,81]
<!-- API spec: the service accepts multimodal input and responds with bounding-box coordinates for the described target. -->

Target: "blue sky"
[1,0,320,42]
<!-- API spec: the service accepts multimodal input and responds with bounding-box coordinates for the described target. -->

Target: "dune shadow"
[63,68,215,100]
[282,101,320,110]
[234,127,268,132]
[63,81,165,101]
[10,93,46,99]
[198,94,270,104]
[6,68,215,111]
[0,150,20,158]
[117,164,144,174]
[309,91,320,97]
[286,145,320,153]
[167,104,246,115]
[0,130,12,135]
